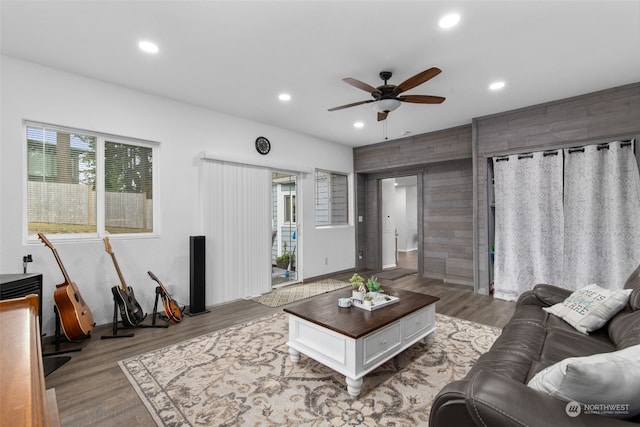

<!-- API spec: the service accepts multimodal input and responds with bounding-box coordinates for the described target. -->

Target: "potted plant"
[363,294,373,308]
[366,276,382,295]
[349,273,366,302]
[275,242,296,270]
[275,252,292,270]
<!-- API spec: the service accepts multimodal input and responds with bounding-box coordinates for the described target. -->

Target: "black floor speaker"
[188,235,207,315]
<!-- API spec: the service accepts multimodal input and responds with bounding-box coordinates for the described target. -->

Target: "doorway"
[272,172,299,287]
[380,176,418,271]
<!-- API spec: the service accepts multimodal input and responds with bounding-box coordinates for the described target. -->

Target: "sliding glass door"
[272,172,298,287]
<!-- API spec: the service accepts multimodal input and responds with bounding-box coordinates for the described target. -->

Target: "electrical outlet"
[324,257,328,265]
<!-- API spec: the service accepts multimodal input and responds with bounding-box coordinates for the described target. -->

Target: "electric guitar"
[147,271,182,323]
[38,233,95,341]
[103,237,146,327]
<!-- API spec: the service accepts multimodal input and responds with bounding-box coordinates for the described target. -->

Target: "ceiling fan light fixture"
[372,99,401,113]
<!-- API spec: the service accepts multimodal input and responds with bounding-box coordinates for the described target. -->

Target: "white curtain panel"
[493,152,564,301]
[563,141,640,290]
[199,160,272,305]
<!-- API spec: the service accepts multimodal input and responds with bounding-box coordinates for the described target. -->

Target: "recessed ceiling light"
[439,13,460,29]
[353,122,364,128]
[489,81,506,91]
[278,93,291,101]
[138,40,159,54]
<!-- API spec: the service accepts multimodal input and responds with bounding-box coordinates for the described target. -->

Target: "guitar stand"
[101,294,135,339]
[149,286,172,326]
[42,306,83,376]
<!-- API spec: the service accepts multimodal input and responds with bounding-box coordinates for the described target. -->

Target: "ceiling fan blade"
[327,99,373,112]
[343,78,382,94]
[394,67,442,95]
[398,95,446,104]
[377,111,388,121]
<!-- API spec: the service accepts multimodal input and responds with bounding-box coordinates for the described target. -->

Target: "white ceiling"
[2,1,639,147]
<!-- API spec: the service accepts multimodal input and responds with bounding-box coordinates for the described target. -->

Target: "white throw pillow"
[528,345,640,419]
[543,284,632,334]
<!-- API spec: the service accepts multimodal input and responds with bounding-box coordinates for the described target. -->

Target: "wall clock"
[255,136,271,155]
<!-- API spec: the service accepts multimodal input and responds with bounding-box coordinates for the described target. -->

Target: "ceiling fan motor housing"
[379,71,393,82]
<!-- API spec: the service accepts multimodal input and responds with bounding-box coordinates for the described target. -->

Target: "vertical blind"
[199,159,272,304]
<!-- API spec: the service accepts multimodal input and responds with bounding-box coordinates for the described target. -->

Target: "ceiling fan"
[328,67,446,121]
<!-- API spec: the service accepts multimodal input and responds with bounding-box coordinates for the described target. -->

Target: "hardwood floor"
[396,250,418,270]
[43,271,515,426]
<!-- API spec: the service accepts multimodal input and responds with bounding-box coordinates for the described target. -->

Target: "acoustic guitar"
[103,237,146,327]
[147,271,182,323]
[38,233,95,340]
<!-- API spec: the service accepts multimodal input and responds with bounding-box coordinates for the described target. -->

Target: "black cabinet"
[0,273,43,330]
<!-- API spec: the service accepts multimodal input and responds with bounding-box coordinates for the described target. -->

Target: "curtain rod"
[199,151,312,175]
[493,139,635,160]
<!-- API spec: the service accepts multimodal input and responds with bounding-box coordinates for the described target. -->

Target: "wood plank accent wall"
[423,159,473,285]
[473,82,640,294]
[354,125,474,285]
[354,125,472,172]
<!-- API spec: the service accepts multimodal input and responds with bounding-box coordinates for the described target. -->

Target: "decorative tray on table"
[352,295,400,311]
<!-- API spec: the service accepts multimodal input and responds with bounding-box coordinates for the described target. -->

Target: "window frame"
[23,121,160,242]
[314,168,350,227]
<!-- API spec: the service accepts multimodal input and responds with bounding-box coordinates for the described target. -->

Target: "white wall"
[404,185,418,251]
[393,183,418,253]
[381,178,396,269]
[0,56,355,335]
[395,187,408,251]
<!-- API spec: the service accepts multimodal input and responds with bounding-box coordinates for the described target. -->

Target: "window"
[315,169,348,226]
[26,123,156,237]
[284,195,296,223]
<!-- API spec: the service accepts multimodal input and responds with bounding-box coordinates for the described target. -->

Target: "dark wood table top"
[283,288,439,339]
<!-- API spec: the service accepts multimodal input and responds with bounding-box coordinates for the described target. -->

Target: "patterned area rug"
[119,311,501,426]
[253,279,350,307]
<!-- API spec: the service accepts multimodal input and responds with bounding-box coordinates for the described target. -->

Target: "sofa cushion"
[608,308,640,349]
[624,263,640,310]
[527,344,640,419]
[465,320,547,383]
[543,284,632,334]
[539,328,615,365]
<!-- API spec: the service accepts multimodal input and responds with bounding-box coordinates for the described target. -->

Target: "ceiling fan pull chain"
[383,119,388,140]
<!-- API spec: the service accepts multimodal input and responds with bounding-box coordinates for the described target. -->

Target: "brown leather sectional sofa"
[429,264,640,426]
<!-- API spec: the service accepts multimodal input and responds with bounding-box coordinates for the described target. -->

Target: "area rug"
[119,311,501,426]
[375,268,416,280]
[253,279,350,307]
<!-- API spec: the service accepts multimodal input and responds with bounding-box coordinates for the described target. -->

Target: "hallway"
[396,249,417,270]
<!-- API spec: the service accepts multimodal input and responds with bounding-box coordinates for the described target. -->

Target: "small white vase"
[352,290,364,302]
[364,299,372,308]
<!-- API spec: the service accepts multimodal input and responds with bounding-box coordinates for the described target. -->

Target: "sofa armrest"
[517,284,572,307]
[466,370,633,427]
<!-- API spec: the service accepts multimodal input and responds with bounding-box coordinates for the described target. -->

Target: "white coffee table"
[284,288,439,397]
